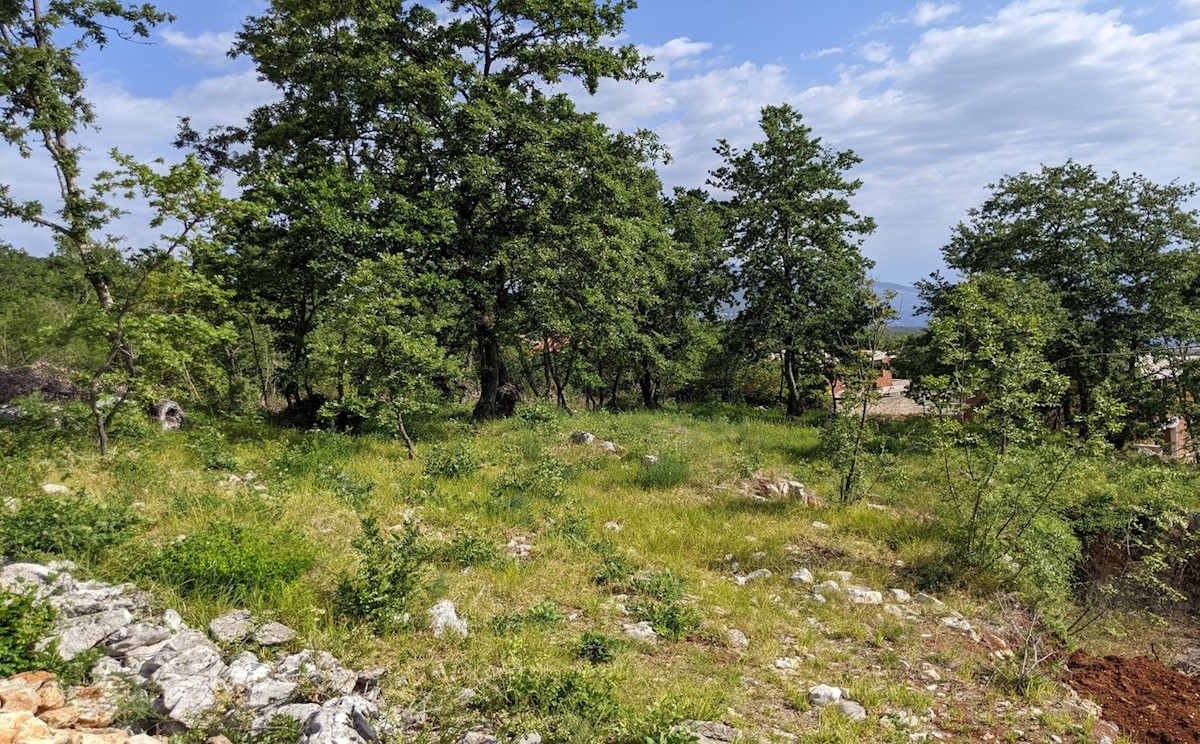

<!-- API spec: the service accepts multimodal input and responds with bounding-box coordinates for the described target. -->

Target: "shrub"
[634,454,691,490]
[317,467,375,510]
[490,600,565,635]
[472,667,619,741]
[592,544,638,591]
[0,590,95,683]
[576,632,621,664]
[335,517,432,632]
[272,433,358,478]
[424,442,481,479]
[443,525,501,568]
[142,523,313,601]
[515,402,559,425]
[631,569,687,602]
[627,599,701,641]
[0,490,140,561]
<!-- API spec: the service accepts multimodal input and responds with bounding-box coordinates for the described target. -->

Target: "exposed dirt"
[1068,649,1200,743]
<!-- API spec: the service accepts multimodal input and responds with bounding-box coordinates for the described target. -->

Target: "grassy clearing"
[1,405,1197,742]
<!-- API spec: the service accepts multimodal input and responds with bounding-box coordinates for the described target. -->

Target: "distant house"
[832,351,896,397]
[1136,350,1199,461]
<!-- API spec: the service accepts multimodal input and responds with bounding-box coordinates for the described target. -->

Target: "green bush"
[634,454,691,490]
[631,569,687,601]
[0,490,140,561]
[335,517,432,632]
[473,667,619,741]
[424,442,481,479]
[442,525,501,568]
[0,590,95,683]
[490,600,565,635]
[142,523,313,601]
[515,402,559,425]
[628,598,701,641]
[576,632,621,664]
[592,544,638,590]
[317,467,375,510]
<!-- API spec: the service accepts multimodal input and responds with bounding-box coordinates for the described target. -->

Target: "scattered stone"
[252,622,296,646]
[598,441,621,453]
[570,431,596,445]
[807,684,845,707]
[811,521,831,530]
[845,586,883,605]
[428,600,468,638]
[941,617,972,632]
[914,593,944,606]
[517,733,542,744]
[458,733,499,744]
[506,537,533,561]
[724,629,749,649]
[209,610,254,643]
[789,568,814,584]
[643,455,659,465]
[814,580,840,593]
[52,609,135,661]
[276,651,357,697]
[736,569,772,586]
[888,588,912,603]
[808,592,828,605]
[105,623,171,660]
[623,622,658,644]
[883,604,906,618]
[675,720,742,743]
[40,484,70,495]
[603,521,622,532]
[830,571,853,583]
[836,699,867,721]
[298,696,381,744]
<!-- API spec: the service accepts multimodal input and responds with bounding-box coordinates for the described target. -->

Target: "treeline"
[2,1,1199,454]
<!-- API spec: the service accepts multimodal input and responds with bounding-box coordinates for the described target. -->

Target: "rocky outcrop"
[0,561,391,742]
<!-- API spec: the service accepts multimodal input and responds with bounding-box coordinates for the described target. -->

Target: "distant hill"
[876,282,925,327]
[717,281,927,327]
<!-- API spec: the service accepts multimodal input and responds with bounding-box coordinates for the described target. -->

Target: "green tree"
[710,104,876,416]
[935,161,1200,442]
[914,274,1093,586]
[312,255,458,457]
[0,0,171,310]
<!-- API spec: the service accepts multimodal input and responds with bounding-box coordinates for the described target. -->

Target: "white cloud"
[810,47,846,58]
[910,2,961,27]
[859,41,894,63]
[161,29,238,67]
[641,37,713,69]
[577,0,1200,282]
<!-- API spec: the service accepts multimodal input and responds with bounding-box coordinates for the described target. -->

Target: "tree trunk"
[472,320,509,419]
[783,349,801,417]
[640,369,659,409]
[396,407,416,460]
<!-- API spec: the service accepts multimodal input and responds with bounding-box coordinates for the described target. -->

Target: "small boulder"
[807,684,844,707]
[642,455,659,465]
[789,568,814,584]
[736,569,772,586]
[623,621,658,644]
[253,621,297,646]
[845,586,883,605]
[40,484,70,495]
[428,600,468,638]
[209,609,254,643]
[724,629,749,650]
[811,521,831,531]
[570,431,596,445]
[887,588,912,603]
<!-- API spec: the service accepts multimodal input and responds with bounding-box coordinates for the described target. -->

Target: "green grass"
[3,404,1198,741]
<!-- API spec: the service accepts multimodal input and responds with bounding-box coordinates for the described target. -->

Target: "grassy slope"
[4,406,1191,742]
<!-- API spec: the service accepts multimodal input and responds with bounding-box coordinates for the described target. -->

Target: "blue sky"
[7,0,1200,284]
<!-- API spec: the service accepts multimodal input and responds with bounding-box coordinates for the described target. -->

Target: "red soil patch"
[1068,649,1200,744]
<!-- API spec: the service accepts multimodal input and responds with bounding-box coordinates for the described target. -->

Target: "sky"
[4,0,1200,284]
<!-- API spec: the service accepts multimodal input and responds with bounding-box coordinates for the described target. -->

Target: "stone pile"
[0,670,161,744]
[0,561,393,744]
